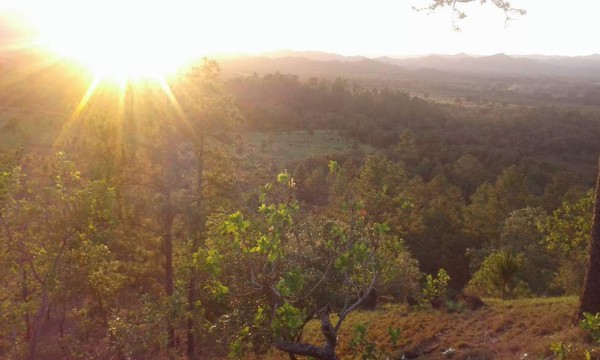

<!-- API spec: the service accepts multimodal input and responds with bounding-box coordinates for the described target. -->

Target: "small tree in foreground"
[576,160,600,321]
[221,165,418,359]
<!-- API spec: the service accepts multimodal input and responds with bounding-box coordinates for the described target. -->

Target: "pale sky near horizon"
[0,0,598,58]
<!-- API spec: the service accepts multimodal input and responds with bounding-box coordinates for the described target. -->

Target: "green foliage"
[4,60,600,359]
[276,268,304,297]
[483,207,555,296]
[328,160,339,174]
[539,191,592,294]
[221,172,307,352]
[416,175,467,284]
[549,340,596,360]
[217,167,423,359]
[421,268,450,303]
[348,323,403,360]
[194,248,224,276]
[107,306,167,360]
[229,326,251,359]
[349,323,379,360]
[550,341,572,360]
[376,237,421,301]
[0,153,134,358]
[580,313,600,343]
[388,326,402,347]
[272,302,305,338]
[205,280,230,301]
[467,249,530,299]
[541,191,593,254]
[335,241,368,272]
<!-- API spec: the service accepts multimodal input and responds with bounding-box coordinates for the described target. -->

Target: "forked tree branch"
[415,0,526,30]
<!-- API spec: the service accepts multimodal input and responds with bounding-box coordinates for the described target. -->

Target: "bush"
[580,313,600,343]
[421,268,450,308]
[466,249,530,299]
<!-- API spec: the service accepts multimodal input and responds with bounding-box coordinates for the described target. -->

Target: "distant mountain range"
[262,50,369,63]
[217,55,408,81]
[216,50,600,80]
[376,53,600,77]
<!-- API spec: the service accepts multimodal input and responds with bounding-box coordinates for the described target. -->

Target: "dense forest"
[1,57,600,359]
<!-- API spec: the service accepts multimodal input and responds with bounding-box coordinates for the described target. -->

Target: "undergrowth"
[256,296,600,360]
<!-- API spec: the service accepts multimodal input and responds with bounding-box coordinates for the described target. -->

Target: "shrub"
[420,268,450,308]
[580,312,600,343]
[466,249,530,299]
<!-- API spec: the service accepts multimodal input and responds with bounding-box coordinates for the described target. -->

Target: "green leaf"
[334,252,350,271]
[328,160,338,174]
[276,268,305,297]
[277,170,291,184]
[273,302,305,337]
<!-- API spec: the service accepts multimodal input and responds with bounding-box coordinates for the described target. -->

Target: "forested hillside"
[1,57,600,359]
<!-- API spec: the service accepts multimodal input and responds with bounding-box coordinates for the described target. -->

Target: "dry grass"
[255,297,600,360]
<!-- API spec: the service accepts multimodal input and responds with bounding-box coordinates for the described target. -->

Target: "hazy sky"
[0,0,598,57]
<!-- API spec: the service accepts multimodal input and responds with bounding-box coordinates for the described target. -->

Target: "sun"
[25,0,204,81]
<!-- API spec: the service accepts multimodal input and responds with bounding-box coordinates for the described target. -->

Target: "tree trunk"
[164,194,176,349]
[28,288,49,360]
[21,268,31,341]
[187,134,205,360]
[575,158,600,321]
[274,309,338,360]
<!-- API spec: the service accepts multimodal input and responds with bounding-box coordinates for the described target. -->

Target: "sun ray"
[70,78,100,122]
[52,77,100,147]
[157,77,195,134]
[113,79,127,159]
[0,54,62,99]
[158,79,183,115]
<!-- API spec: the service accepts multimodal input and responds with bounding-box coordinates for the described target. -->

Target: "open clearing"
[245,130,373,166]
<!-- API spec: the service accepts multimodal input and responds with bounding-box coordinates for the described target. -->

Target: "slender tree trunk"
[575,158,600,322]
[21,268,31,341]
[164,193,176,349]
[187,134,205,360]
[186,280,196,359]
[28,288,49,360]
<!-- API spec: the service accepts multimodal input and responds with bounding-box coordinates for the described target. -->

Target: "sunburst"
[11,1,206,123]
[28,1,200,81]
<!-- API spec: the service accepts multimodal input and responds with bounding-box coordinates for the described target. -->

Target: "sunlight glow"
[158,78,187,124]
[3,0,599,62]
[23,0,205,80]
[70,77,100,121]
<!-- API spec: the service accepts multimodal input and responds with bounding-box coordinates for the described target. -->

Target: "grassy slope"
[259,297,597,360]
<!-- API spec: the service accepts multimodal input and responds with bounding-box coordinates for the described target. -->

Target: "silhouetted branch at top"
[415,0,526,31]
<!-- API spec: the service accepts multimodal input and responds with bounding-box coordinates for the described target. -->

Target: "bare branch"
[296,259,334,303]
[414,0,526,30]
[335,272,378,332]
